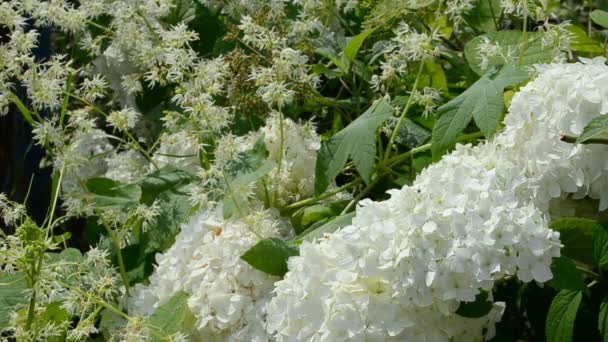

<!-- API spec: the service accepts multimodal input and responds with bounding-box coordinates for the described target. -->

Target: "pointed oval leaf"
[546,290,582,342]
[241,238,299,276]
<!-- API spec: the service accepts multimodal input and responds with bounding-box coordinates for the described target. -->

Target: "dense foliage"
[1,0,608,341]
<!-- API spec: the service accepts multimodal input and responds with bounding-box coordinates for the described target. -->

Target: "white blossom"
[129,204,292,341]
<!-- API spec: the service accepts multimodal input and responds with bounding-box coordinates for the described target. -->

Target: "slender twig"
[561,135,608,145]
[383,61,425,162]
[282,179,362,212]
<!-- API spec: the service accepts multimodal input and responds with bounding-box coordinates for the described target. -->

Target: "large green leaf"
[147,291,195,341]
[138,166,197,205]
[546,290,582,342]
[547,257,586,291]
[0,272,28,329]
[315,99,393,194]
[591,10,608,29]
[85,178,142,212]
[464,31,554,76]
[549,217,600,265]
[576,115,608,144]
[431,64,529,159]
[566,25,604,53]
[241,238,299,276]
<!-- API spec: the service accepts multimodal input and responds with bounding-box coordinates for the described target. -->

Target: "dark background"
[0,25,53,228]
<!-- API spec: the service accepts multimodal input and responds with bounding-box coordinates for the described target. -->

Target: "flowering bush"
[1,0,608,341]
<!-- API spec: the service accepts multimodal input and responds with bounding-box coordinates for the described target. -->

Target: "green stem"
[577,266,600,278]
[341,176,384,215]
[137,11,162,44]
[282,179,362,212]
[66,92,107,115]
[561,135,608,145]
[98,218,130,296]
[8,91,36,126]
[386,131,485,167]
[223,172,246,219]
[25,280,37,329]
[59,73,74,127]
[273,110,286,208]
[44,165,64,237]
[383,61,425,162]
[25,253,44,330]
[124,131,159,169]
[518,0,529,67]
[85,20,114,35]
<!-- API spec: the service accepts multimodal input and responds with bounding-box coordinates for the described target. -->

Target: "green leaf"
[222,139,274,218]
[225,138,269,179]
[295,212,355,244]
[315,47,348,73]
[344,29,375,63]
[161,0,196,25]
[138,166,197,205]
[549,217,600,265]
[42,302,70,325]
[422,60,448,92]
[389,117,431,150]
[464,0,501,33]
[546,290,582,342]
[576,115,608,144]
[290,200,349,234]
[548,257,586,291]
[315,99,393,194]
[59,247,83,263]
[136,166,197,259]
[223,160,274,218]
[594,226,608,269]
[0,272,28,328]
[456,290,493,318]
[241,238,299,276]
[140,192,192,256]
[100,308,127,340]
[599,296,608,341]
[566,25,604,53]
[85,178,142,212]
[431,64,528,159]
[591,10,608,29]
[147,291,195,341]
[464,31,554,76]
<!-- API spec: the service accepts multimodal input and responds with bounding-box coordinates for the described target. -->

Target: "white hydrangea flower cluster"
[266,59,608,341]
[495,58,608,211]
[130,205,292,341]
[266,142,556,341]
